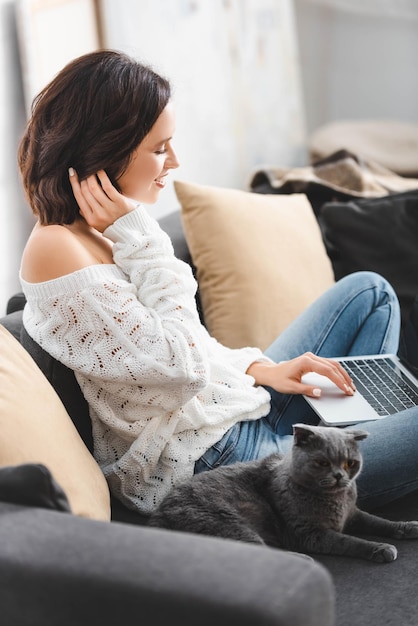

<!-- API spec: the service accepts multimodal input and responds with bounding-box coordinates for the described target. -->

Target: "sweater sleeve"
[103,206,271,376]
[104,207,201,314]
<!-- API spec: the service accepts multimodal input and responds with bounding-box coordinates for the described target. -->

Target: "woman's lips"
[154,174,167,189]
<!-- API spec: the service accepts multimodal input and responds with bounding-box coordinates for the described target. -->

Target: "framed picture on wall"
[16,0,103,114]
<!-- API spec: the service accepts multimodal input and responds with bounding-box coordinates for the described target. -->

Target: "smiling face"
[116,102,179,204]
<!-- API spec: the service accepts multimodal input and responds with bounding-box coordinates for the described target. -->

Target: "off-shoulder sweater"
[21,206,272,513]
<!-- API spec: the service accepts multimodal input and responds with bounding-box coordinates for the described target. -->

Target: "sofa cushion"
[309,120,418,177]
[320,189,418,325]
[175,180,335,350]
[20,325,94,453]
[1,309,94,453]
[249,149,418,215]
[0,502,335,626]
[0,310,24,341]
[0,324,111,521]
[6,292,26,315]
[0,463,71,512]
[400,295,418,375]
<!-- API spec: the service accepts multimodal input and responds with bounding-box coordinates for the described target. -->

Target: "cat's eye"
[316,460,330,468]
[345,460,357,469]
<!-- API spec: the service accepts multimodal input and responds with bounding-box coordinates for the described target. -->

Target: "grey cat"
[149,423,418,562]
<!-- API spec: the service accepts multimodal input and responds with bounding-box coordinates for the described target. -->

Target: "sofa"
[1,171,418,626]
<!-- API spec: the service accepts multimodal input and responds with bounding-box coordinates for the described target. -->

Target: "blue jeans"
[195,272,418,509]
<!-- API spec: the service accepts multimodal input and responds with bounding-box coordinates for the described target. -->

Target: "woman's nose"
[166,144,180,170]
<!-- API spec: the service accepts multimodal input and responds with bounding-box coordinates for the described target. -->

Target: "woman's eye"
[155,148,167,155]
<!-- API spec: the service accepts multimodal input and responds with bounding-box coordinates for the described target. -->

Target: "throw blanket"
[249,149,418,213]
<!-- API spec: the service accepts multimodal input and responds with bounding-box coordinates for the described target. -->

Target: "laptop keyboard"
[340,358,418,416]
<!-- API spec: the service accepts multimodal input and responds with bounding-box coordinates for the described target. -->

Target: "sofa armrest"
[0,309,24,341]
[0,502,334,626]
[6,292,26,314]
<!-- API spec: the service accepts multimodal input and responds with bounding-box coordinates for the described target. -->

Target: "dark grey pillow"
[159,209,193,264]
[0,463,71,512]
[319,189,418,324]
[0,313,94,454]
[6,292,26,314]
[399,295,418,375]
[0,310,24,341]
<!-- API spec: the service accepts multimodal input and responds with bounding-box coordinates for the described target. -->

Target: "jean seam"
[195,425,240,471]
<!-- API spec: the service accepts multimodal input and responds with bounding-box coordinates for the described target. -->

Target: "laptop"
[302,354,418,426]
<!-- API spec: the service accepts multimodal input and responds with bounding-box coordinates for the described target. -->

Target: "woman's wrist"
[246,361,282,387]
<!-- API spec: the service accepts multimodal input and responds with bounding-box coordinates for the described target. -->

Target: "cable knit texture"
[21,206,271,513]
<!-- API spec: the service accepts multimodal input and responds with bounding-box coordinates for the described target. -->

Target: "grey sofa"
[1,208,417,626]
[0,500,333,626]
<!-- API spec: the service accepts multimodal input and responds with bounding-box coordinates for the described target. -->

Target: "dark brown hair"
[18,49,171,224]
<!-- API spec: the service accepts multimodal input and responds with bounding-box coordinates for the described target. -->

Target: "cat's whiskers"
[319,474,352,489]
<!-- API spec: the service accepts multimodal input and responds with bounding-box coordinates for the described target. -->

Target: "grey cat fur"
[149,424,418,562]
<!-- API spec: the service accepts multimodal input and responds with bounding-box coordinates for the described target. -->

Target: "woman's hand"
[246,352,355,398]
[69,168,135,232]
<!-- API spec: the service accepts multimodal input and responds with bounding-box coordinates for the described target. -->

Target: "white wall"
[101,0,307,218]
[294,0,418,133]
[0,0,28,312]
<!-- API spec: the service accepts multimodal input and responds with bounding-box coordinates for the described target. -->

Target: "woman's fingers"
[68,168,134,231]
[301,355,355,397]
[68,167,91,215]
[68,168,101,216]
[278,352,355,397]
[305,353,354,393]
[95,170,121,201]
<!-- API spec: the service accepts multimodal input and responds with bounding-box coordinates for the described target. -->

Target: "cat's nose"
[334,471,344,482]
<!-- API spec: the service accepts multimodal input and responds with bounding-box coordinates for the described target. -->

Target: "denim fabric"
[195,272,418,509]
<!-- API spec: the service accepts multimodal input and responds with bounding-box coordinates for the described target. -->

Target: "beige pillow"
[175,180,335,351]
[0,325,110,521]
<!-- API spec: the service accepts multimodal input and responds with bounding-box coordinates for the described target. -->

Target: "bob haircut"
[18,49,171,225]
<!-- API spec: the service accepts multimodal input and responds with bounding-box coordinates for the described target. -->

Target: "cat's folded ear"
[292,423,317,446]
[346,429,368,442]
[292,423,368,447]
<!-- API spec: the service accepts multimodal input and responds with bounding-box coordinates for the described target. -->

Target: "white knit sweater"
[21,206,272,513]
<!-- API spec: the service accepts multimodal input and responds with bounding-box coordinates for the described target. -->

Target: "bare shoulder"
[21,223,109,283]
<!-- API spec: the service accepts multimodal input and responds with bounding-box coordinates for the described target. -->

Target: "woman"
[19,50,418,514]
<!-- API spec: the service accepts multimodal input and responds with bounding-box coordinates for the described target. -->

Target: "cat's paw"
[397,521,418,539]
[370,543,397,563]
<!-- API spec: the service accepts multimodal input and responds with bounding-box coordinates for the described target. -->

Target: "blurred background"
[0,0,417,309]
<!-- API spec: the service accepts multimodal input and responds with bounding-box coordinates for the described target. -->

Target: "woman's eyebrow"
[152,136,172,148]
